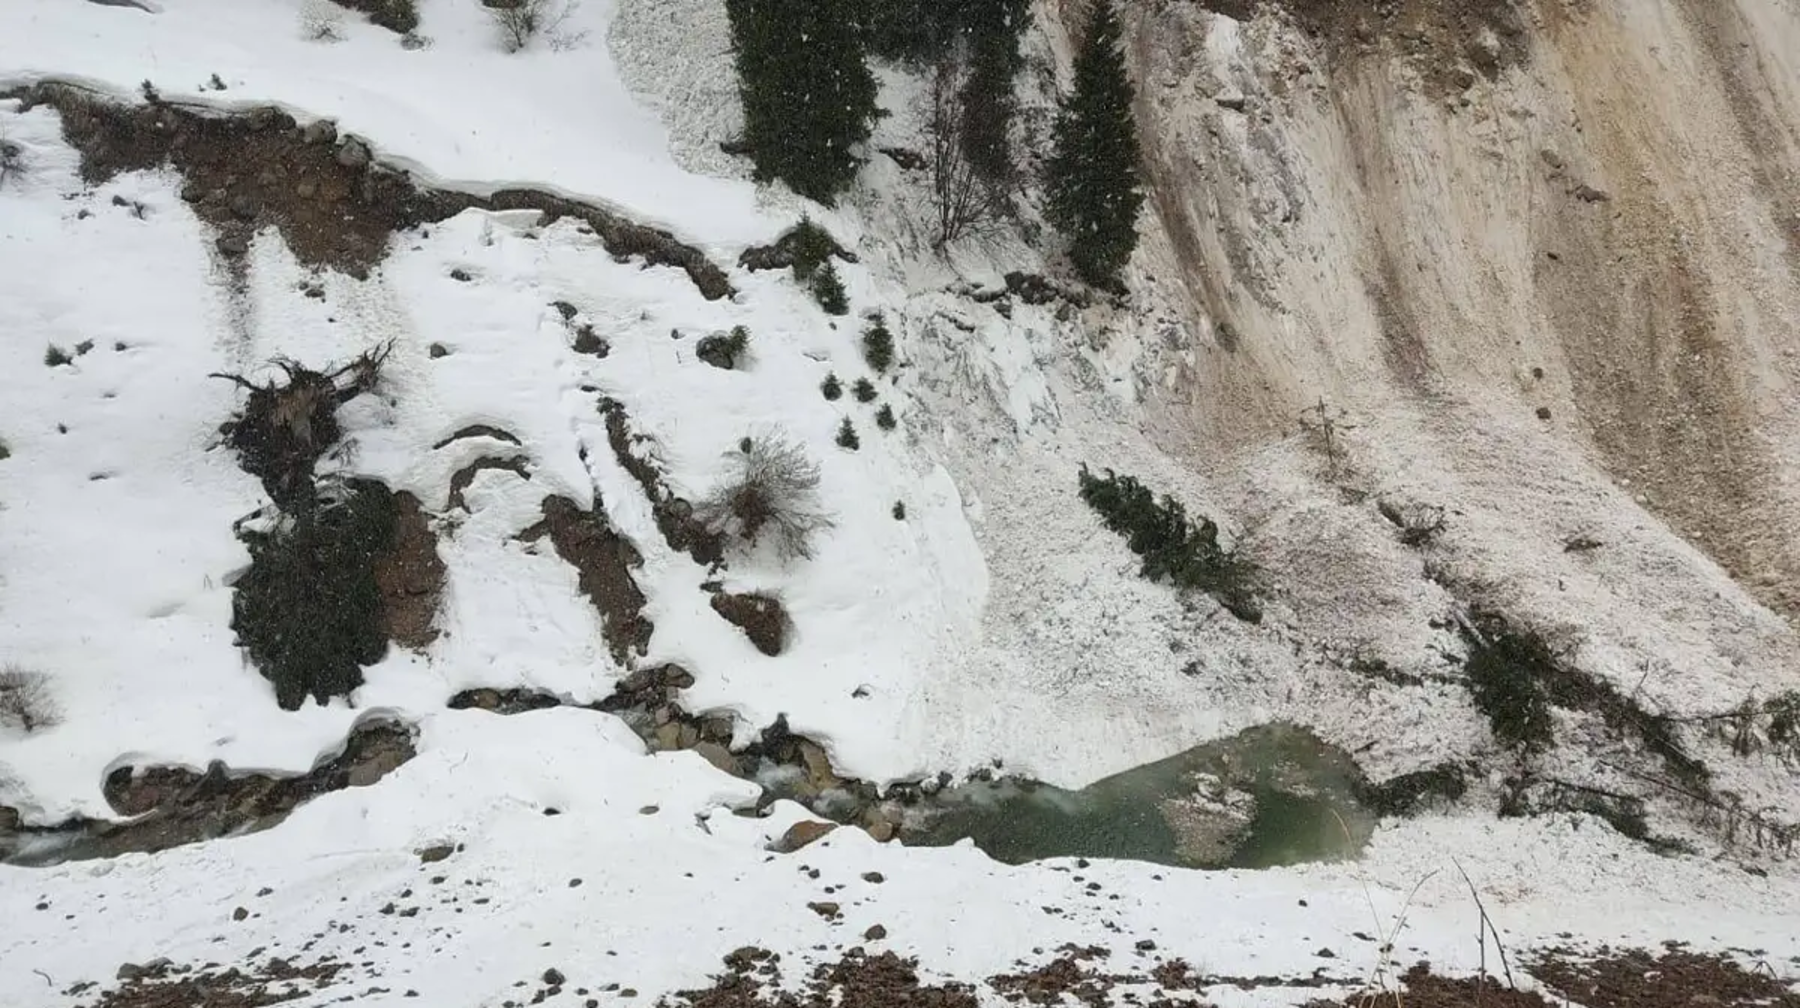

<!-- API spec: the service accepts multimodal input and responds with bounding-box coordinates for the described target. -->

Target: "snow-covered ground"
[2,0,1798,1005]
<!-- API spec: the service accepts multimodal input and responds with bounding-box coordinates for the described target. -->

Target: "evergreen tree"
[810,261,850,315]
[1044,0,1144,288]
[958,0,1030,183]
[728,0,881,204]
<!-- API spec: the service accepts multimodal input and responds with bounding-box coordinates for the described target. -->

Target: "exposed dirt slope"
[1114,0,1800,616]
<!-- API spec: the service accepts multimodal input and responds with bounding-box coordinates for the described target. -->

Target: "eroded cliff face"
[1106,0,1800,615]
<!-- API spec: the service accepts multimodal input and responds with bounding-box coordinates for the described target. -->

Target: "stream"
[897,724,1376,869]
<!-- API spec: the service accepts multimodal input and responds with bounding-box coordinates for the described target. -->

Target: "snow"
[3,0,1800,1004]
[0,0,779,251]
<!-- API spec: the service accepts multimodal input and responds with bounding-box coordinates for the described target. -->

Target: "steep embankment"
[1117,0,1800,617]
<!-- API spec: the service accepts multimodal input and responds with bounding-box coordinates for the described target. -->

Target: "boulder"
[769,820,836,853]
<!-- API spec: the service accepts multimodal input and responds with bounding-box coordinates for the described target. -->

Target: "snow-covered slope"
[2,0,1798,1005]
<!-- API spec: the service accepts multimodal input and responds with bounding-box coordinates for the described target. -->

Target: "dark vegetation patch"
[601,398,726,566]
[371,491,446,649]
[77,955,348,1008]
[698,326,753,370]
[1460,611,1706,786]
[810,261,850,315]
[1377,498,1446,547]
[4,720,414,865]
[862,317,894,373]
[8,83,730,297]
[231,479,398,710]
[1500,777,1692,856]
[738,217,856,275]
[326,0,418,33]
[519,495,653,666]
[861,0,1030,186]
[211,346,446,708]
[1460,611,1558,755]
[1352,763,1469,817]
[1196,0,1532,99]
[1448,606,1800,855]
[1077,466,1260,622]
[740,218,853,312]
[212,346,388,510]
[709,591,790,656]
[969,272,1092,312]
[1705,690,1800,760]
[1527,946,1800,1008]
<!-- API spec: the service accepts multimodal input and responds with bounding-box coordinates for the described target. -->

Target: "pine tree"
[958,0,1030,183]
[811,261,850,315]
[1044,0,1144,288]
[728,0,881,204]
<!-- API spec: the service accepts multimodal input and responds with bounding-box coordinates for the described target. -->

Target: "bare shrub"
[0,131,23,190]
[1377,499,1446,547]
[484,0,581,53]
[0,666,60,734]
[696,434,834,562]
[924,46,1010,247]
[299,0,349,41]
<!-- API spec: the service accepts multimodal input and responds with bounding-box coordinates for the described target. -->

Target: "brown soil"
[601,398,726,566]
[430,424,522,450]
[75,956,346,1008]
[1528,946,1800,1008]
[1195,0,1531,98]
[446,455,531,512]
[664,948,978,1008]
[371,491,446,649]
[522,495,653,665]
[990,955,1118,1008]
[1305,964,1555,1008]
[7,83,731,297]
[710,591,790,656]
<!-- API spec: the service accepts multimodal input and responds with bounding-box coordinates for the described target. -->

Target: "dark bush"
[1460,612,1559,755]
[862,318,894,372]
[1077,466,1259,622]
[0,666,60,734]
[788,217,839,280]
[852,377,877,403]
[875,404,896,430]
[836,418,860,451]
[44,344,72,367]
[698,325,752,370]
[821,373,843,401]
[213,345,389,511]
[231,479,397,710]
